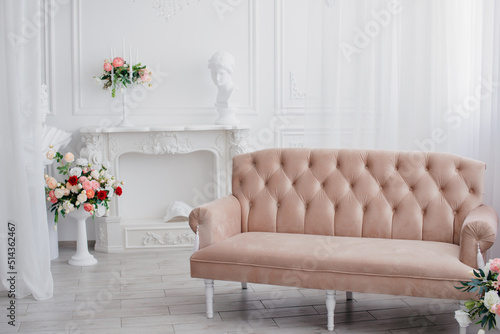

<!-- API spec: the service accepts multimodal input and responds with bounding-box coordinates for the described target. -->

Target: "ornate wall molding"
[289,71,307,100]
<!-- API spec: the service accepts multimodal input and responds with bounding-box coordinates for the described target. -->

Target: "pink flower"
[46,149,55,160]
[112,57,124,67]
[64,152,74,163]
[83,203,93,212]
[79,176,88,183]
[49,190,55,198]
[86,189,95,199]
[103,61,112,72]
[491,303,500,316]
[91,180,100,190]
[50,197,58,204]
[45,176,57,189]
[491,259,500,274]
[139,68,152,83]
[82,180,93,191]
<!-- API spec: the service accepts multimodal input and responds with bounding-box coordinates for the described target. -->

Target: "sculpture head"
[208,51,235,88]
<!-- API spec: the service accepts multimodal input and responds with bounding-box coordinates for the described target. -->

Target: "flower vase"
[116,89,134,127]
[67,209,97,266]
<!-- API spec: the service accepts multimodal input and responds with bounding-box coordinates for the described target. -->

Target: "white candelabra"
[111,38,139,127]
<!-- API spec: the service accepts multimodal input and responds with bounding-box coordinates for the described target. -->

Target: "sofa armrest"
[189,195,242,249]
[459,204,499,268]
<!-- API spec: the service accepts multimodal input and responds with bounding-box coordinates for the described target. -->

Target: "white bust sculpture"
[208,51,237,106]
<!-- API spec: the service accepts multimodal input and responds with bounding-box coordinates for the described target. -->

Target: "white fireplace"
[79,124,251,252]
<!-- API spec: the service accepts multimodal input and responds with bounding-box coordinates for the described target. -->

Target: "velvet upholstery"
[190,148,498,300]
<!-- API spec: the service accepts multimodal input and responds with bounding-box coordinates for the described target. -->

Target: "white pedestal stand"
[67,210,97,266]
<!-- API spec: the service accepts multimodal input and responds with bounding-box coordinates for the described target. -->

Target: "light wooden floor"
[0,245,485,333]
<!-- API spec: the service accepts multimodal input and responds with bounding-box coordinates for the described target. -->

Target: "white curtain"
[0,0,54,300]
[305,0,500,256]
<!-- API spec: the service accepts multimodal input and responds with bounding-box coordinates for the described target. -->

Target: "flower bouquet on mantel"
[456,258,500,331]
[95,57,152,98]
[44,149,124,228]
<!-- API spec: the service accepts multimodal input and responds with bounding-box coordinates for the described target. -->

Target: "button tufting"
[363,206,367,212]
[365,165,369,169]
[392,208,396,213]
[409,187,413,192]
[469,189,474,194]
[277,202,281,208]
[395,166,399,171]
[265,181,268,186]
[249,202,253,207]
[453,211,458,215]
[422,209,426,215]
[336,164,340,168]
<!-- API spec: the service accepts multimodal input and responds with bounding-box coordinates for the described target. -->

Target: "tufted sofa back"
[232,148,486,245]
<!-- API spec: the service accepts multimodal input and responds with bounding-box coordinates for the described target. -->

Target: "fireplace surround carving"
[79,124,251,252]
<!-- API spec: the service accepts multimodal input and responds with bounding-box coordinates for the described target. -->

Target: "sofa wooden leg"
[241,282,248,289]
[346,291,353,300]
[326,290,336,331]
[205,279,214,318]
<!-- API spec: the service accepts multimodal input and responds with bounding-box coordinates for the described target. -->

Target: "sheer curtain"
[305,0,500,256]
[0,0,54,300]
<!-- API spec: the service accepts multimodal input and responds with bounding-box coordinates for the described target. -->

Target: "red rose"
[68,175,78,186]
[97,190,107,200]
[115,186,122,196]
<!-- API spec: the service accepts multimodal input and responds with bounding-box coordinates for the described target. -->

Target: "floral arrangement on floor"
[95,57,152,98]
[456,258,500,331]
[44,150,124,227]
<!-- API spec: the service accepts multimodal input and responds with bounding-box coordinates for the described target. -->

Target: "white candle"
[129,45,133,80]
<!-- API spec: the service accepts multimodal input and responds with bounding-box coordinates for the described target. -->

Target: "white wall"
[44,0,309,241]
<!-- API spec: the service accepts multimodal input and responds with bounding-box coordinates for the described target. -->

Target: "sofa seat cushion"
[191,232,474,299]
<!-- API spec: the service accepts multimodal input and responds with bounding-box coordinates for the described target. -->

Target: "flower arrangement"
[456,258,500,330]
[44,150,124,227]
[95,57,152,98]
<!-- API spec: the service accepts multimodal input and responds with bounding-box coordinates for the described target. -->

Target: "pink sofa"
[189,148,498,331]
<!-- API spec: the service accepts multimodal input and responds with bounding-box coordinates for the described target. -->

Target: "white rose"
[54,188,65,199]
[93,164,102,171]
[76,158,88,166]
[103,161,111,169]
[77,193,87,203]
[69,167,82,177]
[91,170,100,179]
[483,290,500,309]
[71,185,79,193]
[63,188,70,196]
[479,329,486,334]
[454,310,471,327]
[62,201,74,212]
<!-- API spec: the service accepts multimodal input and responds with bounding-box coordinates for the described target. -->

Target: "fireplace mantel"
[79,124,251,252]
